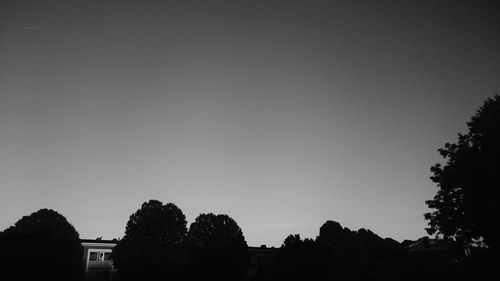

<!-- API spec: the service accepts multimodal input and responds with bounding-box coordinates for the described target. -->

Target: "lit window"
[89,251,112,262]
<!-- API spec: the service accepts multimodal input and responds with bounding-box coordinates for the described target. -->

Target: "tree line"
[0,203,408,281]
[1,93,499,281]
[111,199,249,281]
[264,221,408,281]
[0,200,250,281]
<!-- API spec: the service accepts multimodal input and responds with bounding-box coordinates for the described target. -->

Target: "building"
[244,245,279,281]
[406,237,464,268]
[81,239,117,281]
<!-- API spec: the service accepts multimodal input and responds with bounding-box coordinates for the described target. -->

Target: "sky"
[1,0,499,247]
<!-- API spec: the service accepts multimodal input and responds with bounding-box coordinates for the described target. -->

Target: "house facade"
[244,245,279,281]
[81,239,117,281]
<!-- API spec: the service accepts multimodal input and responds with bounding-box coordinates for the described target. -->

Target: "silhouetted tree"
[402,239,414,248]
[0,209,83,281]
[282,234,302,247]
[111,200,187,281]
[186,213,249,281]
[316,221,367,280]
[357,228,407,273]
[314,221,406,280]
[273,234,330,281]
[425,94,500,249]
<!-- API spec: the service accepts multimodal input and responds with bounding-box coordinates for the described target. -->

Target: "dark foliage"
[264,221,406,281]
[0,209,83,281]
[316,221,407,279]
[186,213,249,281]
[356,228,407,272]
[111,200,187,281]
[272,234,330,281]
[425,94,500,248]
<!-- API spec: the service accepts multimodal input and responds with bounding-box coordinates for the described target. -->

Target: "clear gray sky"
[1,0,499,247]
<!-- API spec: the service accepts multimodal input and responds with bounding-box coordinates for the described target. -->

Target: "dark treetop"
[112,200,188,281]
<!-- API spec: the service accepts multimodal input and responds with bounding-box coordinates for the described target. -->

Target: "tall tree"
[112,200,187,281]
[425,94,500,248]
[186,213,249,281]
[0,209,83,281]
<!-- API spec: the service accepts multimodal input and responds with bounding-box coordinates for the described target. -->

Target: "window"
[89,251,112,262]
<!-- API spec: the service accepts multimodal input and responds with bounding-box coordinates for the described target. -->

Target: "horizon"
[1,0,499,247]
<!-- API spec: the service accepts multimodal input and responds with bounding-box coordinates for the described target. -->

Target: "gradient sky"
[1,0,499,247]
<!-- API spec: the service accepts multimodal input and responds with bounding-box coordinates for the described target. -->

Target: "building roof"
[81,239,118,246]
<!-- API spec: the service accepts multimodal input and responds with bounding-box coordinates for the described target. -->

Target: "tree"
[111,200,187,281]
[356,228,407,272]
[272,234,330,281]
[425,94,500,248]
[0,209,83,281]
[282,234,302,248]
[314,221,406,280]
[316,221,367,279]
[186,213,249,281]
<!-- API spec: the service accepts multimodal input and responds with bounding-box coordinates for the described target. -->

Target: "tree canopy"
[111,200,188,281]
[425,94,500,248]
[0,209,83,281]
[269,221,405,281]
[186,213,249,281]
[2,208,80,239]
[273,234,329,281]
